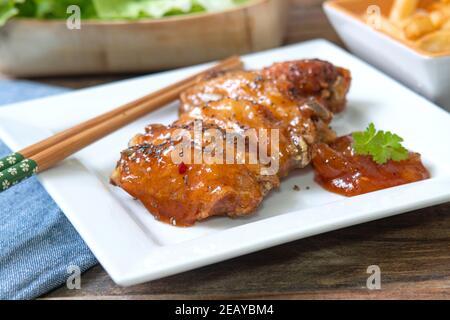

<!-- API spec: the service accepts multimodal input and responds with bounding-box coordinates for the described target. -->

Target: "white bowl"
[324,0,450,111]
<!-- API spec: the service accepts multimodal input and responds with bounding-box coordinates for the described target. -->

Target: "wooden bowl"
[0,0,286,77]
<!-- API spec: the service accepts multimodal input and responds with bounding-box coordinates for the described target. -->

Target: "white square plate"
[1,40,449,286]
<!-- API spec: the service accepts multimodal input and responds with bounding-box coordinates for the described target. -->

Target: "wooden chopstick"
[0,56,242,192]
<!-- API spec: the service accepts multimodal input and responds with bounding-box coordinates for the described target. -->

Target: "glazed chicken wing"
[111,125,269,226]
[178,98,311,176]
[111,59,352,226]
[261,59,351,114]
[111,99,299,225]
[181,59,351,115]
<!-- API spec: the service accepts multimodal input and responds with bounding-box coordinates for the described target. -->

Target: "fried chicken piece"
[181,70,335,145]
[261,59,352,114]
[111,59,352,226]
[180,59,351,116]
[111,119,280,226]
[180,59,351,148]
[111,98,315,225]
[177,98,310,177]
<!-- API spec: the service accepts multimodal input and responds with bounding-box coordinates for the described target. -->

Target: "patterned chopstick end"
[0,158,38,192]
[0,152,25,170]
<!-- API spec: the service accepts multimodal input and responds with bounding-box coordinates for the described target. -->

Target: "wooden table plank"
[45,203,450,300]
[16,0,448,299]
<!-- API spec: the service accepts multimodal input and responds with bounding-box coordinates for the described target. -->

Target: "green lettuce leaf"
[0,0,250,26]
[31,0,97,19]
[92,0,247,19]
[195,0,242,12]
[0,0,23,25]
[92,0,194,19]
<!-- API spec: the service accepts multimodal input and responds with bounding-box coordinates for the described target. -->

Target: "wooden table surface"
[18,0,448,299]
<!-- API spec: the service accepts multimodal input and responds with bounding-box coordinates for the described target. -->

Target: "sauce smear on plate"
[312,135,430,196]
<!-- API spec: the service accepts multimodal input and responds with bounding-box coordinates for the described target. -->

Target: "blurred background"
[1,0,449,109]
[0,0,450,110]
[0,0,341,88]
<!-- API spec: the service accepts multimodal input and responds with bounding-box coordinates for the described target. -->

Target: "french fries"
[404,14,438,40]
[416,29,450,52]
[429,9,447,27]
[390,0,419,24]
[442,18,450,28]
[428,1,450,15]
[365,0,450,54]
[378,16,407,39]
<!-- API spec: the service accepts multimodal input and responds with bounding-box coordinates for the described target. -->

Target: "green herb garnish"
[352,123,409,165]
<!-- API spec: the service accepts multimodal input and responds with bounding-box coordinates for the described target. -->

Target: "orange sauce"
[312,135,430,196]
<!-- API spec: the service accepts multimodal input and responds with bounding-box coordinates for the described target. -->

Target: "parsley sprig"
[352,123,409,165]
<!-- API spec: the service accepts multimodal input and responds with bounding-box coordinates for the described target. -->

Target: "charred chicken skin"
[111,59,352,226]
[181,59,351,115]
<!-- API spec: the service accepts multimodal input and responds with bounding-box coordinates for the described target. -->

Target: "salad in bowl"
[0,0,250,25]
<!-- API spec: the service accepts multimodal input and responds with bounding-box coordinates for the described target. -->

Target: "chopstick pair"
[0,56,243,193]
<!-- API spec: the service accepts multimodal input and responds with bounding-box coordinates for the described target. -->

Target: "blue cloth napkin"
[0,80,97,300]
